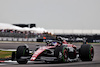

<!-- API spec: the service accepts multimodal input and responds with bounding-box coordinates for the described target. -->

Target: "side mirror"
[57,41,62,45]
[46,41,50,44]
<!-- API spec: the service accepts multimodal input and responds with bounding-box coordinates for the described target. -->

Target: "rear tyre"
[79,44,94,61]
[16,46,29,64]
[11,52,15,61]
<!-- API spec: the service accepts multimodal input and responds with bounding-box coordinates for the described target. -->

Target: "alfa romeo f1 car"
[12,37,94,64]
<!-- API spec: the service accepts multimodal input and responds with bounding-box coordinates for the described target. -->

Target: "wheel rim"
[90,48,94,59]
[63,49,68,62]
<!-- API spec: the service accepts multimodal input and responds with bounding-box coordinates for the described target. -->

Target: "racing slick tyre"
[79,44,94,61]
[16,46,29,64]
[11,52,16,61]
[54,46,68,62]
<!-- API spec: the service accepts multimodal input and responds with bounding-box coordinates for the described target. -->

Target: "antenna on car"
[83,37,87,44]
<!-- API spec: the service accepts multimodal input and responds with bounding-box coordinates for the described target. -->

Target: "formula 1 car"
[12,37,94,64]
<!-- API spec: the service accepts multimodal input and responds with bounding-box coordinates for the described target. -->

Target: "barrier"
[0,37,37,42]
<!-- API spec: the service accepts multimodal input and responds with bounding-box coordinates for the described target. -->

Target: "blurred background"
[0,0,100,42]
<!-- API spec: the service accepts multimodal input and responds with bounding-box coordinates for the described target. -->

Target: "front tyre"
[17,59,28,64]
[79,44,94,61]
[16,46,29,64]
[54,46,68,62]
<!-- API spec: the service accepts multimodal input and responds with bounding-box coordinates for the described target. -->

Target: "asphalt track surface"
[0,42,100,67]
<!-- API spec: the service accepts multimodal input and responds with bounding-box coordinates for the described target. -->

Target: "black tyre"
[11,52,16,61]
[79,44,94,61]
[54,46,68,62]
[17,59,28,64]
[16,46,29,64]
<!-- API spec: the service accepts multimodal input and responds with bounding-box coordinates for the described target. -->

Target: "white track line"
[0,61,17,66]
[0,64,7,65]
[0,49,16,51]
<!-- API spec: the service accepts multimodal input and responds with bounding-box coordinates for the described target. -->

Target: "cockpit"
[46,40,63,46]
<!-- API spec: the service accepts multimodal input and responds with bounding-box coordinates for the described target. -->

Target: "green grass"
[0,51,12,59]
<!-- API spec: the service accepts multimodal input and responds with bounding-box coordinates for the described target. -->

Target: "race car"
[12,37,94,64]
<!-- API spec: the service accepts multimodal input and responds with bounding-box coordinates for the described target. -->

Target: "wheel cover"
[90,48,94,59]
[62,49,68,62]
[89,46,94,60]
